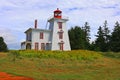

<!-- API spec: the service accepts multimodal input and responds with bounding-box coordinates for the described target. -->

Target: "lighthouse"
[21,8,71,51]
[48,8,71,50]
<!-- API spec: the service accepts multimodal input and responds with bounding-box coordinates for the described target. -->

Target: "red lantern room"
[54,8,62,19]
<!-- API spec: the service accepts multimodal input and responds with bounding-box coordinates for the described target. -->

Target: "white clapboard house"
[21,8,71,51]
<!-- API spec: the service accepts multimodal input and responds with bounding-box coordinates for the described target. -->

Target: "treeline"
[68,20,120,52]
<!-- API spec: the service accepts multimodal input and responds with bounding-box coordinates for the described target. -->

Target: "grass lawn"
[0,50,120,80]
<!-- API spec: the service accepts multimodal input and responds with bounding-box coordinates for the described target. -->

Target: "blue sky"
[0,0,120,49]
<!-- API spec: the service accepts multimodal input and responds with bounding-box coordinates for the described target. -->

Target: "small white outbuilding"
[21,8,71,51]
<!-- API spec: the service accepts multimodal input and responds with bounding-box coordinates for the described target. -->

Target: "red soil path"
[0,72,34,80]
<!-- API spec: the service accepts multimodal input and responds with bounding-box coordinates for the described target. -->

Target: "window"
[59,32,63,39]
[59,43,64,51]
[58,22,62,29]
[35,42,39,50]
[58,13,61,16]
[55,13,58,16]
[41,43,45,50]
[26,33,31,41]
[46,43,50,50]
[40,32,44,39]
[26,34,28,41]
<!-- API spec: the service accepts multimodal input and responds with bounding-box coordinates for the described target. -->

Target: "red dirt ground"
[0,72,34,80]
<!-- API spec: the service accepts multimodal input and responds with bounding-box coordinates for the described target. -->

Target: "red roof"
[54,8,62,13]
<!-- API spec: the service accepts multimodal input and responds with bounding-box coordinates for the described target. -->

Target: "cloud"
[0,28,16,44]
[0,27,20,49]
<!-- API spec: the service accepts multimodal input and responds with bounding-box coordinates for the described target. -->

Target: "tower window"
[59,32,63,39]
[58,22,62,29]
[40,32,44,39]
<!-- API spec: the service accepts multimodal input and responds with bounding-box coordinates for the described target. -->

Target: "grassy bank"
[102,52,120,59]
[0,50,120,80]
[9,50,103,60]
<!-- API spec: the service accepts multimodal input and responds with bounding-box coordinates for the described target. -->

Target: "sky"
[0,0,120,50]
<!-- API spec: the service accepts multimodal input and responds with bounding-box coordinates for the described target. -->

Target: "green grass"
[0,50,120,80]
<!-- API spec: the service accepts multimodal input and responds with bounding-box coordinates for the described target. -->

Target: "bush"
[0,37,8,52]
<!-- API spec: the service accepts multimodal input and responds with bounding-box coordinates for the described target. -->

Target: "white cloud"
[0,27,22,49]
[0,28,17,44]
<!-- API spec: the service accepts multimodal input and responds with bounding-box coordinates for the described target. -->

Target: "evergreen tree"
[68,27,75,49]
[110,21,120,52]
[89,41,96,51]
[102,20,110,51]
[95,26,105,51]
[0,37,8,52]
[95,20,110,52]
[68,26,85,50]
[82,22,91,49]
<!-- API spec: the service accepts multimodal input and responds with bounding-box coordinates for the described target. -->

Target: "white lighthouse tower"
[48,8,71,50]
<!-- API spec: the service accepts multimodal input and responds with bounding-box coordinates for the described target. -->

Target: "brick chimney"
[35,19,37,29]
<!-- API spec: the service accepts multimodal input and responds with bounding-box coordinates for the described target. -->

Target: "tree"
[68,27,75,49]
[0,37,8,52]
[89,41,96,51]
[82,22,91,49]
[94,20,111,52]
[95,26,105,51]
[102,20,110,51]
[68,26,85,50]
[110,21,120,52]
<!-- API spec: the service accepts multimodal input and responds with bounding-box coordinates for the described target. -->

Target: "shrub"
[0,37,8,52]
